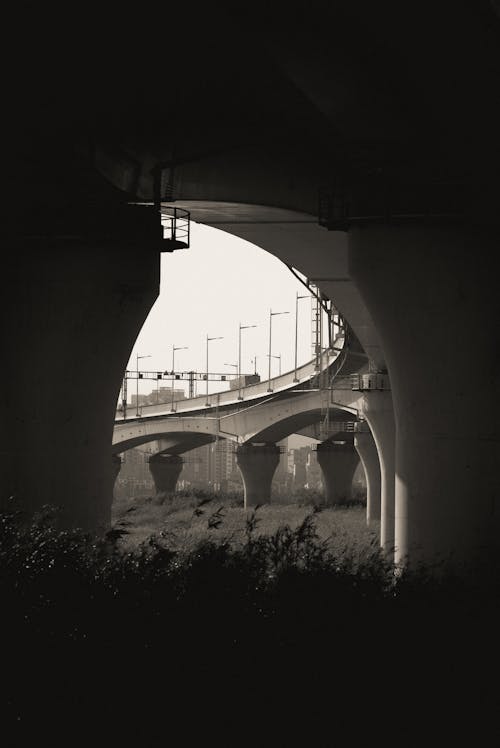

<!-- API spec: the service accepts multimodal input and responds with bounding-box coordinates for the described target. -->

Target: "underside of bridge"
[2,2,500,573]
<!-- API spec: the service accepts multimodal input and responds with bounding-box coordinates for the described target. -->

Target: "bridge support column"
[354,429,381,525]
[112,454,122,494]
[148,453,183,497]
[316,441,360,506]
[236,443,280,508]
[359,392,395,554]
[0,241,159,532]
[349,224,500,573]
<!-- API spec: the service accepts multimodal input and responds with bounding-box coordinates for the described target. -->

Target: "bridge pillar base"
[316,441,360,506]
[149,454,183,498]
[236,443,280,508]
[354,430,381,525]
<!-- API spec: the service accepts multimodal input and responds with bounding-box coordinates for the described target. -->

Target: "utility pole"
[121,373,127,420]
[171,344,188,412]
[267,309,289,392]
[294,291,309,382]
[136,354,151,416]
[206,334,223,406]
[238,322,257,400]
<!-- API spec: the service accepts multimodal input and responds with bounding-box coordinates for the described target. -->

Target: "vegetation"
[1,494,499,744]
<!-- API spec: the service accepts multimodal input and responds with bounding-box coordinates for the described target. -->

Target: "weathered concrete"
[148,453,183,496]
[316,441,360,506]
[349,225,500,571]
[235,443,281,508]
[354,430,381,525]
[0,242,160,532]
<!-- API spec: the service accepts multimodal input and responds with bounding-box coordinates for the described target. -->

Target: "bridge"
[3,3,500,577]
[113,325,393,539]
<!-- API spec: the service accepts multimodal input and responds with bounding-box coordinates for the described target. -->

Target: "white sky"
[127,221,327,401]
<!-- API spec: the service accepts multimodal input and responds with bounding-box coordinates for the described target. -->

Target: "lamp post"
[206,334,223,405]
[238,322,257,400]
[171,344,188,412]
[267,353,281,377]
[136,354,151,416]
[267,309,289,392]
[294,292,309,382]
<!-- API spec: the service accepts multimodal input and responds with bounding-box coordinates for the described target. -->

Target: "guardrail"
[161,206,190,248]
[117,337,346,421]
[332,373,390,391]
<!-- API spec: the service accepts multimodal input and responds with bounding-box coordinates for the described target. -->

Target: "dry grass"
[112,492,380,563]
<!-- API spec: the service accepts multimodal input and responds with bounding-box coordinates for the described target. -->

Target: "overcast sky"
[127,221,327,400]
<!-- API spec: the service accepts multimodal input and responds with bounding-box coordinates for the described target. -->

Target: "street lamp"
[238,322,257,400]
[136,354,151,416]
[294,291,309,382]
[267,309,289,392]
[267,353,281,377]
[171,344,188,412]
[206,334,223,405]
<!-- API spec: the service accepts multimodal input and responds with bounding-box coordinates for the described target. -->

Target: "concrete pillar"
[149,453,183,496]
[354,429,381,525]
[316,441,360,505]
[235,443,280,508]
[349,224,500,572]
[112,454,122,490]
[359,391,396,553]
[0,241,160,532]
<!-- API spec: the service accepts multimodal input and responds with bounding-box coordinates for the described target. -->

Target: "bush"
[1,500,499,743]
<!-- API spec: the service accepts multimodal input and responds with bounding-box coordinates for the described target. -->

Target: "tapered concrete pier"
[359,390,396,553]
[235,443,280,508]
[316,441,360,506]
[354,429,381,525]
[349,224,500,570]
[149,453,183,496]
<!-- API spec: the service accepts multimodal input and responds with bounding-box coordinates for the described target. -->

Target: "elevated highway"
[3,3,500,574]
[113,329,390,535]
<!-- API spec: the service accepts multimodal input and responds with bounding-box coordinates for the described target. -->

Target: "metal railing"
[161,206,190,248]
[349,373,390,391]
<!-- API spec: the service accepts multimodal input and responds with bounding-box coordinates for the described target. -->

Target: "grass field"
[112,491,380,566]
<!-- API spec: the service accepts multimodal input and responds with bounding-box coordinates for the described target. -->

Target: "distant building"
[131,386,185,407]
[178,439,243,494]
[229,374,261,390]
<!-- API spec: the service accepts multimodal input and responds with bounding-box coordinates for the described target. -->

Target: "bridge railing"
[348,373,390,391]
[161,206,190,248]
[119,333,346,421]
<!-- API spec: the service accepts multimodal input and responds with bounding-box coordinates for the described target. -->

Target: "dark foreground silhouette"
[1,504,499,745]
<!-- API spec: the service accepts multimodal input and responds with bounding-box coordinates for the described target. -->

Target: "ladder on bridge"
[310,284,330,439]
